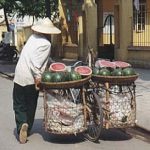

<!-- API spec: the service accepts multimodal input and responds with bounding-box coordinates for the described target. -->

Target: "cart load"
[44,91,85,134]
[91,59,138,129]
[41,62,92,85]
[92,60,138,84]
[74,66,92,76]
[95,60,131,69]
[93,60,137,76]
[41,63,93,135]
[40,59,139,142]
[49,62,67,72]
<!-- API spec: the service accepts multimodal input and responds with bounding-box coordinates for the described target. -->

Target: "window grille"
[133,2,146,32]
[132,0,150,46]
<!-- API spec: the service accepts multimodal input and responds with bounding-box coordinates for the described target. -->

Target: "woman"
[13,17,61,144]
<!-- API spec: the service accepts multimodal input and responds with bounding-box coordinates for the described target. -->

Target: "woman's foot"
[19,123,28,144]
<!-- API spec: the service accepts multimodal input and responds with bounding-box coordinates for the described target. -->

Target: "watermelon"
[95,60,116,68]
[41,71,53,82]
[49,62,66,72]
[66,71,82,81]
[122,67,136,76]
[74,66,92,76]
[113,61,131,68]
[58,72,66,82]
[51,72,63,82]
[99,68,111,76]
[92,67,100,75]
[111,68,123,76]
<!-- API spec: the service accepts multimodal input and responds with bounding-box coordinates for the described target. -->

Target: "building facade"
[0,0,149,68]
[59,0,150,68]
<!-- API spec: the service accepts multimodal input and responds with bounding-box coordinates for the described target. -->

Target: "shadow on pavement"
[13,118,133,143]
[99,128,132,141]
[29,119,85,144]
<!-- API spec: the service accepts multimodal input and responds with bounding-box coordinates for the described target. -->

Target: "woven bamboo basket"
[91,74,138,129]
[43,87,87,135]
[102,85,137,129]
[92,74,138,85]
[40,75,91,89]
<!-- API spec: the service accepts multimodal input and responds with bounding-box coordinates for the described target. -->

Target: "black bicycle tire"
[84,91,103,142]
[12,49,18,61]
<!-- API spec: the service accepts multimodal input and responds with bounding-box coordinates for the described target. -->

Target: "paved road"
[0,63,149,150]
[134,68,150,132]
[0,61,149,132]
[0,76,149,150]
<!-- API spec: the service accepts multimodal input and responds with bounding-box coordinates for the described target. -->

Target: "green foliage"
[0,0,16,13]
[0,0,59,19]
[16,0,59,20]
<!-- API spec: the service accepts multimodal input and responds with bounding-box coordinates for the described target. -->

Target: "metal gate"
[98,14,114,61]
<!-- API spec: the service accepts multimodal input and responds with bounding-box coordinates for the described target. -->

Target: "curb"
[0,71,14,80]
[136,125,150,133]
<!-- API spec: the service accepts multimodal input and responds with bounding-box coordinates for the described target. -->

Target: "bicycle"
[40,48,138,142]
[40,60,103,142]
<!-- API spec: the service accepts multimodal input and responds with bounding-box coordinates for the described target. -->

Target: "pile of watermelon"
[93,60,137,76]
[41,62,92,83]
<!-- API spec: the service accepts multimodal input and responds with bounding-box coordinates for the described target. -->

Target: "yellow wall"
[117,0,150,67]
[128,50,150,67]
[59,0,97,59]
[132,1,150,46]
[128,0,150,67]
[101,0,150,68]
[133,29,150,46]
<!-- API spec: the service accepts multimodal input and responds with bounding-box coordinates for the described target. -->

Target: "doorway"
[98,14,115,61]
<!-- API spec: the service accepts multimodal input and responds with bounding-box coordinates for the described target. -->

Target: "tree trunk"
[3,6,10,32]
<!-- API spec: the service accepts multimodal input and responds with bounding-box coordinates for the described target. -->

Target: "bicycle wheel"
[12,49,18,61]
[84,91,103,142]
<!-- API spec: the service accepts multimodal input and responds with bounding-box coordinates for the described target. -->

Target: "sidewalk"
[0,60,149,132]
[134,68,150,132]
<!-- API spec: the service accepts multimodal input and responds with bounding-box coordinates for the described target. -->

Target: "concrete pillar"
[114,0,132,61]
[83,0,97,54]
[78,16,84,59]
[97,0,103,46]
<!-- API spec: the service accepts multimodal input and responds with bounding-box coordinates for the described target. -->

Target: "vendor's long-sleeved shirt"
[14,34,51,86]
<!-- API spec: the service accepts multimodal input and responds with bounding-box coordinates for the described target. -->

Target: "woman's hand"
[35,78,41,90]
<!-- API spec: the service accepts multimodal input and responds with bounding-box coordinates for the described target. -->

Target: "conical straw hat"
[31,17,61,34]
